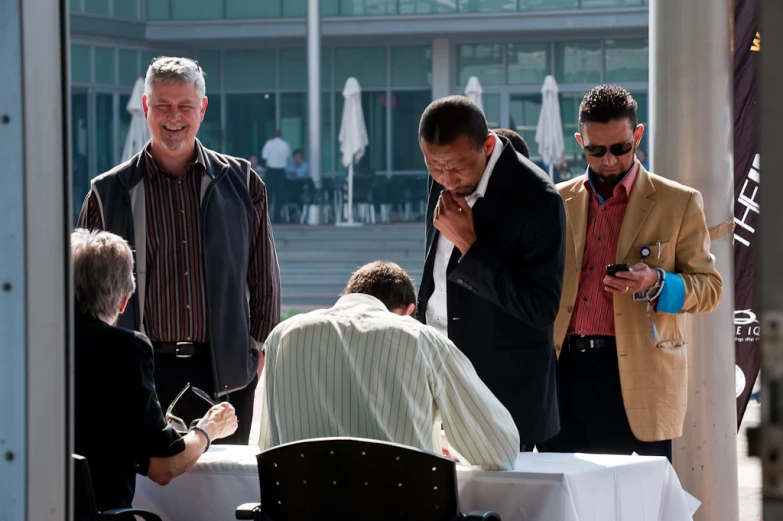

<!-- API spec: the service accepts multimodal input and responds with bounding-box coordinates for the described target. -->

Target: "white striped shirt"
[257,293,519,470]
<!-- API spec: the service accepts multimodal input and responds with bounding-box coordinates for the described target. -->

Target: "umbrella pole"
[347,162,355,224]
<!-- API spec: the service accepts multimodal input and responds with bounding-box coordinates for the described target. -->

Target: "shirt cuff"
[656,273,685,314]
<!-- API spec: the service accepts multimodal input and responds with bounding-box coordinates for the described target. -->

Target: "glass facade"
[142,0,645,19]
[71,0,139,18]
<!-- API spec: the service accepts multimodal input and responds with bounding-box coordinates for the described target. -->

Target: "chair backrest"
[73,454,98,521]
[257,437,461,521]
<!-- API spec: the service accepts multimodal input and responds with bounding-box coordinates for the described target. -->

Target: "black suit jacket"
[417,138,566,445]
[74,313,185,511]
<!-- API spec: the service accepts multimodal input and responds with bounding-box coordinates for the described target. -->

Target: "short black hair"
[419,95,489,150]
[493,128,530,158]
[293,148,303,156]
[578,85,638,129]
[343,260,416,312]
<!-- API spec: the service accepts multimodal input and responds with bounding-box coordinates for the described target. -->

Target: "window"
[334,47,386,89]
[392,90,431,171]
[582,0,645,6]
[507,43,550,85]
[509,94,542,159]
[281,93,307,153]
[71,92,89,223]
[519,0,578,8]
[118,49,139,86]
[70,0,80,12]
[226,0,281,18]
[147,0,170,19]
[340,0,397,16]
[555,41,602,83]
[225,94,276,160]
[458,0,516,12]
[83,0,109,16]
[224,50,275,91]
[391,46,432,88]
[322,0,340,15]
[483,94,501,129]
[284,0,306,16]
[71,44,91,83]
[399,0,455,14]
[335,92,386,173]
[198,96,222,151]
[171,0,223,19]
[119,93,132,159]
[605,39,649,82]
[632,92,649,155]
[279,49,306,90]
[94,47,116,84]
[558,92,583,160]
[197,50,222,91]
[95,93,115,175]
[458,44,504,86]
[113,0,138,18]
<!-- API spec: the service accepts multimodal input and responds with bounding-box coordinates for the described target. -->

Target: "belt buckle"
[589,339,595,349]
[175,342,194,358]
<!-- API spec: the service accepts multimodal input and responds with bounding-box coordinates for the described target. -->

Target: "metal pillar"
[756,0,783,518]
[0,0,70,520]
[307,0,322,187]
[650,0,739,520]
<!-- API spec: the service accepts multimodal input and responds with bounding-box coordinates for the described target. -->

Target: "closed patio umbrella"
[337,77,369,226]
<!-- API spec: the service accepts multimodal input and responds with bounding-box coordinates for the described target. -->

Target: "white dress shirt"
[425,133,505,338]
[261,137,291,169]
[257,293,520,470]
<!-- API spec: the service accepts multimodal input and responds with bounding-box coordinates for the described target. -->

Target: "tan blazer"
[554,167,723,442]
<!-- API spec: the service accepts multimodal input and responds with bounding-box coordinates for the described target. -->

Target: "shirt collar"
[467,132,504,204]
[584,159,640,204]
[333,293,390,313]
[143,139,209,178]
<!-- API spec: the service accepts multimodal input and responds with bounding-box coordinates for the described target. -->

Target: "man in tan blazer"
[538,85,722,461]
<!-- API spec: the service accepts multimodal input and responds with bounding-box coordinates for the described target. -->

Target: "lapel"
[563,178,590,269]
[616,167,656,263]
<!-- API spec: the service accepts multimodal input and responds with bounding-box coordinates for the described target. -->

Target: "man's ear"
[403,303,415,317]
[118,292,132,315]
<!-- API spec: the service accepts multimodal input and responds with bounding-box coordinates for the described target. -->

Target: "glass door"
[71,89,89,224]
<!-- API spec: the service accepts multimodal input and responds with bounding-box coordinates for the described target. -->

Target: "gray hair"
[72,229,136,322]
[144,56,206,100]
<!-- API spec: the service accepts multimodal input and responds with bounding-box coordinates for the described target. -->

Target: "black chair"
[73,454,162,521]
[235,437,501,521]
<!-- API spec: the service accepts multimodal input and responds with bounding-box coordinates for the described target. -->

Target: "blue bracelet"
[189,426,211,453]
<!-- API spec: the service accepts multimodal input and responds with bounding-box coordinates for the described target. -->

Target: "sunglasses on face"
[582,141,635,158]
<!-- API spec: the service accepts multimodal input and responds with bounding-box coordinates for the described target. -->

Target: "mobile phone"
[606,263,630,277]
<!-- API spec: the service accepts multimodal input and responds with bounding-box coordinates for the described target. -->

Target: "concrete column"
[307,0,321,186]
[432,38,452,101]
[650,1,739,520]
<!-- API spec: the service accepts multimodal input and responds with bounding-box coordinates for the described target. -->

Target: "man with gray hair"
[72,228,238,511]
[77,56,281,444]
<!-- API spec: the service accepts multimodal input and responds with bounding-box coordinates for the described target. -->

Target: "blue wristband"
[189,426,211,453]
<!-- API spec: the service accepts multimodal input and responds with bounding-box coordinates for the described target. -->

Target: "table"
[134,446,700,521]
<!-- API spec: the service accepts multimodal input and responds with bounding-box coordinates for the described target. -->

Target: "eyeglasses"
[582,141,635,158]
[165,382,217,435]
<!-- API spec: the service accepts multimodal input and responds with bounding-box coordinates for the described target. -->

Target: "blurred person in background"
[262,129,292,221]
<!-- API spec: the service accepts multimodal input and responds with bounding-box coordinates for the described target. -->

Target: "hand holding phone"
[606,263,630,277]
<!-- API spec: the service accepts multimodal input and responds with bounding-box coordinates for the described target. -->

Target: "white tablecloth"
[134,446,699,521]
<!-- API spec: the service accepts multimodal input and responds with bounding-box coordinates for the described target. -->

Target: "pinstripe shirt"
[568,162,639,337]
[258,294,520,470]
[77,141,279,344]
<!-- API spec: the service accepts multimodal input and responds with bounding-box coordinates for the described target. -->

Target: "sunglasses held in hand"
[165,382,218,434]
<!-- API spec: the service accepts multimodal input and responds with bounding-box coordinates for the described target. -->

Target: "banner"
[733,0,760,426]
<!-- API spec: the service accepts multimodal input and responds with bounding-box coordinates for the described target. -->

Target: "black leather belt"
[566,335,616,352]
[152,342,209,358]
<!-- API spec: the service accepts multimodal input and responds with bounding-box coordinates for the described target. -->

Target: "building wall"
[69,1,649,220]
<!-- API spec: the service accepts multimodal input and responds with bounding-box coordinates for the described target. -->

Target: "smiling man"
[416,96,566,450]
[77,57,281,445]
[537,85,723,461]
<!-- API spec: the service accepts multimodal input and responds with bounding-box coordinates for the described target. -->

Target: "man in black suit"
[72,228,238,511]
[417,96,566,449]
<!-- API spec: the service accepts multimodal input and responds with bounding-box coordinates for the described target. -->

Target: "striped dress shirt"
[258,293,520,470]
[77,141,280,344]
[568,161,639,337]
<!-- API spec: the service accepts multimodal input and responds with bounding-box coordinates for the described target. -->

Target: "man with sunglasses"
[538,85,723,460]
[72,229,238,511]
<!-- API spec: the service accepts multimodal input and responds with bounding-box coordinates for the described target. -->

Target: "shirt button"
[567,306,573,313]
[186,336,191,341]
[184,271,189,276]
[583,297,588,302]
[590,267,594,271]
[186,304,191,310]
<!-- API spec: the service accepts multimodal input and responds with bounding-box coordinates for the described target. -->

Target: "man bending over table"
[256,260,519,470]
